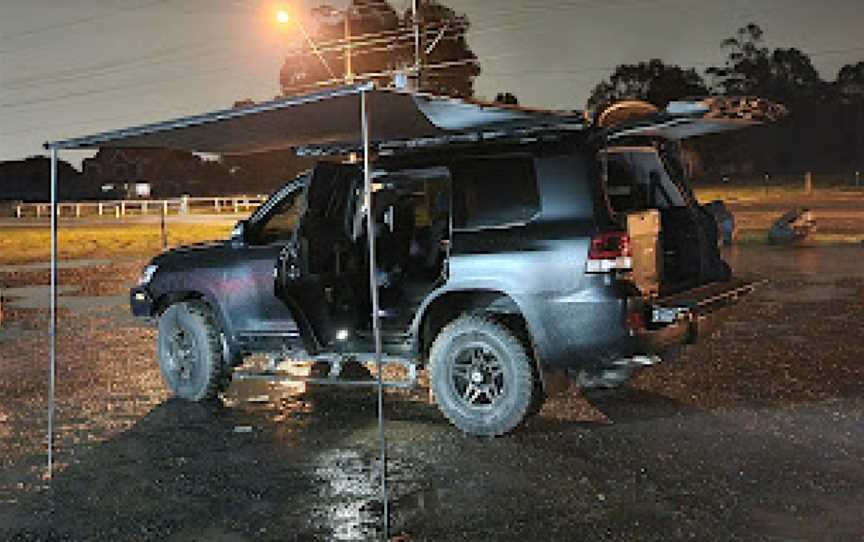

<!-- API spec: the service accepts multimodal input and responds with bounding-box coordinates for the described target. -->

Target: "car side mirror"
[231,220,248,244]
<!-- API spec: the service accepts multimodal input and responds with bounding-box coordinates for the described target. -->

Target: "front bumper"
[130,286,155,320]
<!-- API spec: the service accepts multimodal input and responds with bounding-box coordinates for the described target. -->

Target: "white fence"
[13,195,268,219]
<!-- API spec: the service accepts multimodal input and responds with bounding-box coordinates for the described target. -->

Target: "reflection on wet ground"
[1,247,863,540]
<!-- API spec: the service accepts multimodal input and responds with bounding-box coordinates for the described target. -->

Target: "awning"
[45,82,583,154]
[39,83,583,528]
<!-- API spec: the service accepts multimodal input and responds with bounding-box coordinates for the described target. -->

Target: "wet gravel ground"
[1,245,863,541]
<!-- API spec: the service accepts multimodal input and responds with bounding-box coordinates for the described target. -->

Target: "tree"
[586,59,708,114]
[706,23,771,96]
[416,1,480,97]
[835,61,864,168]
[765,48,822,101]
[278,0,480,98]
[707,24,824,104]
[837,61,864,101]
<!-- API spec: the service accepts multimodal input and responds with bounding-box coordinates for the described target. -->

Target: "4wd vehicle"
[130,96,778,436]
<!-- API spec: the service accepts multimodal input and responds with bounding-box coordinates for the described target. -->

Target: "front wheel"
[429,315,536,437]
[157,301,228,401]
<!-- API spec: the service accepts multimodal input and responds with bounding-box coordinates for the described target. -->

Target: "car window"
[248,187,305,245]
[451,157,540,230]
[604,157,645,214]
[602,149,687,217]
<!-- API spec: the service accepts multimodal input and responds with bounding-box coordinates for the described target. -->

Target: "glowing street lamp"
[276,9,290,25]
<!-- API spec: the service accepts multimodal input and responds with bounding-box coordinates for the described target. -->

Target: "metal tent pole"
[412,0,420,71]
[48,147,58,480]
[361,90,389,537]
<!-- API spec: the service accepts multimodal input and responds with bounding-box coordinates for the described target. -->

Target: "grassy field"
[0,222,231,265]
[693,185,864,203]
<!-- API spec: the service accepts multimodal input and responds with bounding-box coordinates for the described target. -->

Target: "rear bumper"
[633,317,690,353]
[130,286,155,321]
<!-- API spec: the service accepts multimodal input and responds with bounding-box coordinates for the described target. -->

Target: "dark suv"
[131,121,752,436]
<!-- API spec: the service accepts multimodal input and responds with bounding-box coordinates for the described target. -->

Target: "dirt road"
[1,246,863,541]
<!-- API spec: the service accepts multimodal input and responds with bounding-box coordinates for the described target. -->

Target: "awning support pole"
[362,90,389,537]
[48,147,58,480]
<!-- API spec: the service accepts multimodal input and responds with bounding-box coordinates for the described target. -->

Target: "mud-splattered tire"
[429,315,536,437]
[157,301,227,401]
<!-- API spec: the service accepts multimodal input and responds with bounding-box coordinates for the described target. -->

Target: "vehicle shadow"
[3,383,703,541]
[374,382,705,434]
[515,385,705,435]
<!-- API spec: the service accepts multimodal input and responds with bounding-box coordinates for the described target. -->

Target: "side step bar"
[233,355,418,389]
[233,371,416,389]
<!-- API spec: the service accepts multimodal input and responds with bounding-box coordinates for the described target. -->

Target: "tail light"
[586,231,632,273]
[624,311,645,330]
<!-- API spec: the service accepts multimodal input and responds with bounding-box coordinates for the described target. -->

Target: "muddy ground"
[1,246,863,541]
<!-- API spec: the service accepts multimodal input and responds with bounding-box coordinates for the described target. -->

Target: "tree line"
[586,23,864,179]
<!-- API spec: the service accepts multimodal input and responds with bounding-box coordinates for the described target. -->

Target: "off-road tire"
[525,374,547,418]
[500,314,545,418]
[157,301,227,401]
[429,314,536,437]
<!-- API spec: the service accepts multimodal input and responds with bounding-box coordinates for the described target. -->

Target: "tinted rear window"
[451,157,540,229]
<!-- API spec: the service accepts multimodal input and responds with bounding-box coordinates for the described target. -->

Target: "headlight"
[139,264,159,285]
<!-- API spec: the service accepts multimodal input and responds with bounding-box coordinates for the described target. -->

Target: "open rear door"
[597,97,783,345]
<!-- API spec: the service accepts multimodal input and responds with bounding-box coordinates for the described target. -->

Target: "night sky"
[1,0,862,166]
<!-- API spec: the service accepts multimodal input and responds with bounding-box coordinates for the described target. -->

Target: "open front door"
[275,163,365,352]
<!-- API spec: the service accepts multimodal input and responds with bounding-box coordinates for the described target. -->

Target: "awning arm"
[48,148,58,479]
[361,89,389,537]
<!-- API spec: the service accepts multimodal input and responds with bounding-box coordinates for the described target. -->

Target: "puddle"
[723,245,861,303]
[311,448,381,541]
[768,283,856,303]
[725,245,864,280]
[0,259,112,273]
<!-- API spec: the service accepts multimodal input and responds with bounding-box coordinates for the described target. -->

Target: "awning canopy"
[44,84,785,155]
[44,83,584,155]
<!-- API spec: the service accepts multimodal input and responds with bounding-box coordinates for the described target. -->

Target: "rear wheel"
[429,315,536,437]
[157,301,228,401]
